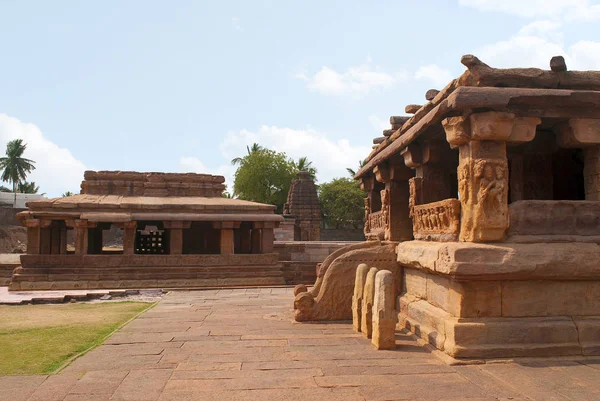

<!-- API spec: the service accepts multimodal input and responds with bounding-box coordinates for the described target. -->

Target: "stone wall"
[320,228,365,241]
[0,207,26,226]
[274,241,359,284]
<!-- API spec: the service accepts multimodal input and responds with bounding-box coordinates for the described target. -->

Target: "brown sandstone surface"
[4,288,600,401]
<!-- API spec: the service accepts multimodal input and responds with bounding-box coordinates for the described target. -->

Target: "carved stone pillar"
[122,221,137,255]
[373,162,413,241]
[213,222,240,255]
[443,112,540,242]
[39,219,53,255]
[163,221,190,255]
[50,221,62,255]
[401,142,454,205]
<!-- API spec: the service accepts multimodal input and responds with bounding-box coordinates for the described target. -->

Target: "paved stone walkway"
[3,288,600,400]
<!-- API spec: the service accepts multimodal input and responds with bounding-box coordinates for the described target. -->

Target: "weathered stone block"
[361,267,378,338]
[352,264,369,333]
[372,270,396,350]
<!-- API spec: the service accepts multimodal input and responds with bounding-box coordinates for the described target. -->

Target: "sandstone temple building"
[294,55,600,360]
[11,171,284,290]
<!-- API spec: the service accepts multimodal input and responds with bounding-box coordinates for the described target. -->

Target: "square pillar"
[122,221,137,255]
[70,219,91,255]
[253,221,276,253]
[39,219,53,255]
[163,221,190,255]
[212,222,240,255]
[24,219,44,255]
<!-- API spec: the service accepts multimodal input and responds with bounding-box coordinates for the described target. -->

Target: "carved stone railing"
[412,199,461,241]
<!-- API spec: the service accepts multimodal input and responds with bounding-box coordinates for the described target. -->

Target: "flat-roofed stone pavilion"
[11,171,285,290]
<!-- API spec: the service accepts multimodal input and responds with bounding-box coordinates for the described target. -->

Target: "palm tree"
[346,160,366,177]
[62,191,75,197]
[293,156,317,180]
[231,143,264,165]
[18,181,40,194]
[0,139,36,206]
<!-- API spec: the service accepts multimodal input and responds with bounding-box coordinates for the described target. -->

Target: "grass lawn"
[0,302,152,375]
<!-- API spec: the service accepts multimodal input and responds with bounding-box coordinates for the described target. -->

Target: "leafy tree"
[0,139,36,206]
[233,149,296,213]
[346,159,366,177]
[319,178,365,229]
[62,191,75,197]
[231,143,263,165]
[292,156,317,181]
[18,181,40,194]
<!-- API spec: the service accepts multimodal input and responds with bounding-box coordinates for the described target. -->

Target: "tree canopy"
[292,156,317,180]
[319,177,365,229]
[0,139,36,206]
[232,148,296,213]
[18,181,40,194]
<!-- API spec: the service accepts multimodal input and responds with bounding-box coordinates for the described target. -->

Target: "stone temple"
[11,171,285,290]
[294,55,600,360]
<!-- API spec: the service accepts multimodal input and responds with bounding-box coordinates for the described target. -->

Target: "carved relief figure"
[458,166,469,203]
[472,160,509,238]
[380,189,390,230]
[363,197,371,235]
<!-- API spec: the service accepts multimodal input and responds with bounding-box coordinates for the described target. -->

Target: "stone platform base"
[0,262,19,286]
[9,253,285,291]
[396,240,600,359]
[400,297,600,358]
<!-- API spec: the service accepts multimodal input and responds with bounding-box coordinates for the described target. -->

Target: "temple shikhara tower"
[283,171,321,241]
[294,55,600,359]
[12,171,285,290]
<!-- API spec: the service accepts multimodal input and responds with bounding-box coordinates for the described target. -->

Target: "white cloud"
[218,125,371,183]
[570,41,600,70]
[475,22,600,70]
[179,156,235,192]
[368,115,389,133]
[231,16,242,32]
[296,64,407,96]
[458,0,592,18]
[414,64,454,88]
[0,114,86,197]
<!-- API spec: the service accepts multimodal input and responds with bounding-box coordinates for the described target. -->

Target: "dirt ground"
[0,226,26,254]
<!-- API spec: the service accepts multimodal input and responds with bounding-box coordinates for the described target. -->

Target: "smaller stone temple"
[283,171,321,241]
[294,54,600,360]
[11,171,285,290]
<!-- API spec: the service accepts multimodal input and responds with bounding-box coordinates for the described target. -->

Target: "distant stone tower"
[283,171,321,241]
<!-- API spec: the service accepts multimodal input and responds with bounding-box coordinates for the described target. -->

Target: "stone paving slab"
[3,287,600,400]
[0,286,159,305]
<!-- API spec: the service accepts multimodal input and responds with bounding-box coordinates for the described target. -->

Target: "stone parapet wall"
[81,171,226,197]
[508,200,600,241]
[274,241,359,284]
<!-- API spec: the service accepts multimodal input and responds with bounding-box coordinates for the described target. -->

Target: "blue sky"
[1,0,599,196]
